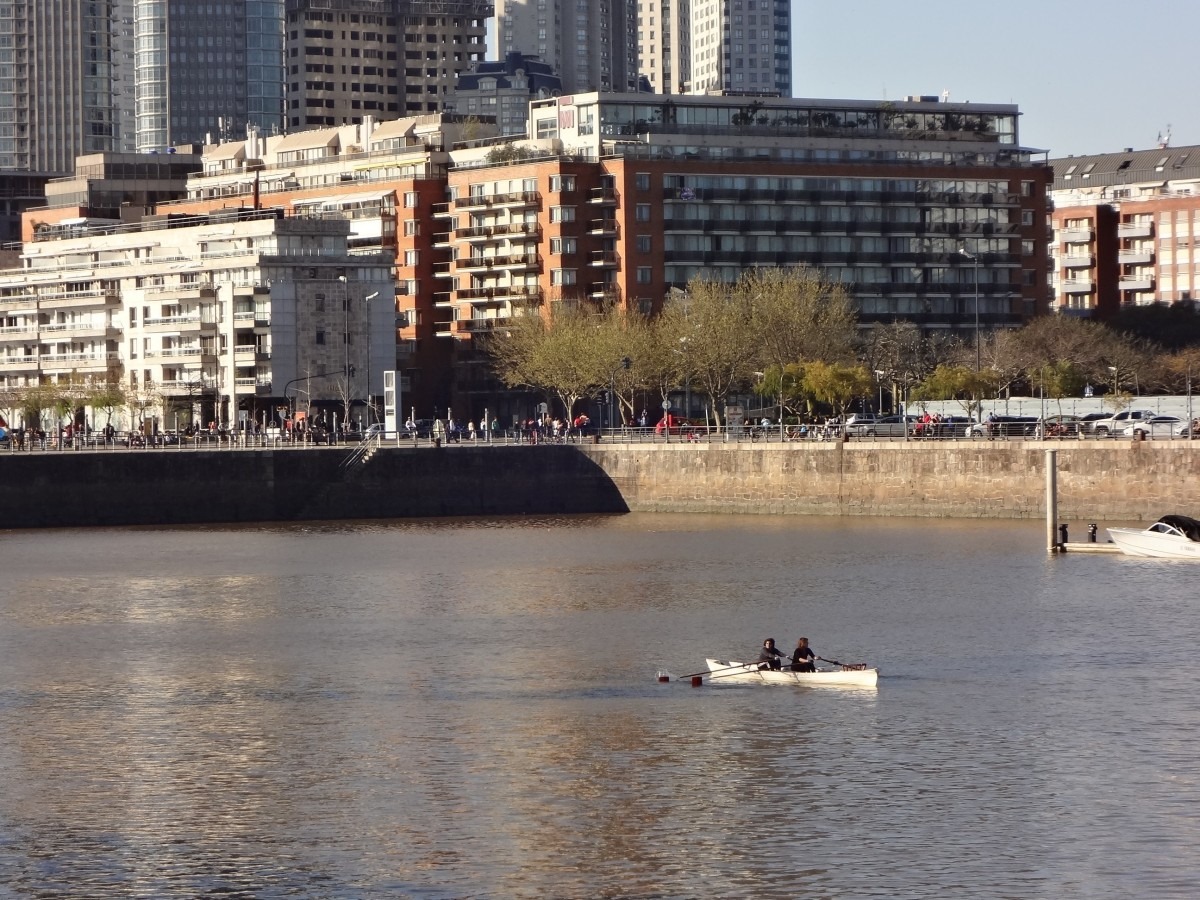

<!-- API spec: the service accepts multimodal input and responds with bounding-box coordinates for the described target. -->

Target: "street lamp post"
[958,245,981,372]
[364,290,379,424]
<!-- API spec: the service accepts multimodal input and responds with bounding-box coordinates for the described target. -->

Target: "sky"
[791,0,1200,159]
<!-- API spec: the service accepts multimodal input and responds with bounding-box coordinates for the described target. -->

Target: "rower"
[790,637,816,673]
[757,638,785,670]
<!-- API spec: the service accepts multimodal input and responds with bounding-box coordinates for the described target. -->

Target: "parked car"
[1089,409,1156,437]
[967,415,1039,438]
[846,414,918,437]
[1124,415,1188,438]
[1077,412,1113,434]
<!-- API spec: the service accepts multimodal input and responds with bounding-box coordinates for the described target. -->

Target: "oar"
[674,661,754,681]
[707,665,771,680]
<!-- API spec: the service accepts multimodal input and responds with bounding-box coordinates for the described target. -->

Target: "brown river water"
[0,514,1196,898]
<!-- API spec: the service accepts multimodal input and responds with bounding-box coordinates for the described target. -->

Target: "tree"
[748,266,858,371]
[87,381,127,432]
[673,275,760,426]
[912,365,1000,419]
[483,302,614,420]
[801,361,873,416]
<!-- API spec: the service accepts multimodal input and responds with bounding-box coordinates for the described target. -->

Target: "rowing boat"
[705,658,879,688]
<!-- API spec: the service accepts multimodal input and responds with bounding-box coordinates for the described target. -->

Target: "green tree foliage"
[911,364,1000,418]
[801,361,873,415]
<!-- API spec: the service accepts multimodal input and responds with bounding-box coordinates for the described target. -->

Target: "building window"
[636,172,650,191]
[1021,210,1034,227]
[636,267,653,284]
[550,206,576,223]
[404,191,418,207]
[550,175,576,192]
[550,237,577,255]
[404,250,419,265]
[635,204,651,222]
[551,268,577,285]
[403,220,420,236]
[315,293,325,312]
[636,235,651,253]
[316,330,326,345]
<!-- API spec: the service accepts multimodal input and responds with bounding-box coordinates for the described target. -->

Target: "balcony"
[1060,254,1093,269]
[457,285,543,304]
[590,250,619,267]
[1119,277,1154,291]
[493,190,542,208]
[1060,280,1094,294]
[588,218,618,235]
[457,253,540,272]
[1118,222,1153,239]
[457,222,541,241]
[38,351,120,370]
[589,282,620,299]
[142,315,216,334]
[0,324,39,339]
[1059,227,1094,243]
[432,231,453,247]
[1118,250,1153,265]
[160,346,217,361]
[38,322,116,339]
[38,289,121,309]
[461,317,513,333]
[589,186,618,204]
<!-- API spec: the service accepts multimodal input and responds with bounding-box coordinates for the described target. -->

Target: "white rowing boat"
[704,658,879,688]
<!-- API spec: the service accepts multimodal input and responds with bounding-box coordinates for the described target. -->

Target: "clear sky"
[791,0,1199,159]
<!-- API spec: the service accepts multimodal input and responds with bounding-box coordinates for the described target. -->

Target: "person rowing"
[757,638,785,670]
[790,637,816,673]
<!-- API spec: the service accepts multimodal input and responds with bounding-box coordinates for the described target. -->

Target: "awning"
[369,118,418,146]
[273,127,341,153]
[293,189,395,210]
[204,141,247,162]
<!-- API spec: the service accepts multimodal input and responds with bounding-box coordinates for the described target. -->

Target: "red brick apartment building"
[1049,145,1200,319]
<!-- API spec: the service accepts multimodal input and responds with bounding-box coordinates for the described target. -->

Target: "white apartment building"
[637,0,690,94]
[0,212,394,432]
[689,0,790,96]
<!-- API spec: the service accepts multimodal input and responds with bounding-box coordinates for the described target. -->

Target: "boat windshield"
[1154,515,1200,541]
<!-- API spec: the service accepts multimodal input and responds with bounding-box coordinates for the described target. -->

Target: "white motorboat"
[703,658,879,688]
[1107,515,1200,559]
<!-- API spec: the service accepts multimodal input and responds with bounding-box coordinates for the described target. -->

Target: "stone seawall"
[2,439,1193,528]
[2,446,628,529]
[580,438,1197,521]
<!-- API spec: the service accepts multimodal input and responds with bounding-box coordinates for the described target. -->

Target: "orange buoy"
[691,675,704,687]
[657,674,670,683]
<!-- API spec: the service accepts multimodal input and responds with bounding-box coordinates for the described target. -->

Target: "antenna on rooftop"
[940,89,950,103]
[1157,124,1172,149]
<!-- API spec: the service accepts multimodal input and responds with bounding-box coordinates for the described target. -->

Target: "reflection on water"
[1,514,1198,898]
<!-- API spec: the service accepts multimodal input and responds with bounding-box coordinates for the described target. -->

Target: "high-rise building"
[495,0,639,95]
[283,0,490,128]
[133,0,286,152]
[689,0,790,96]
[637,0,690,94]
[0,0,125,172]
